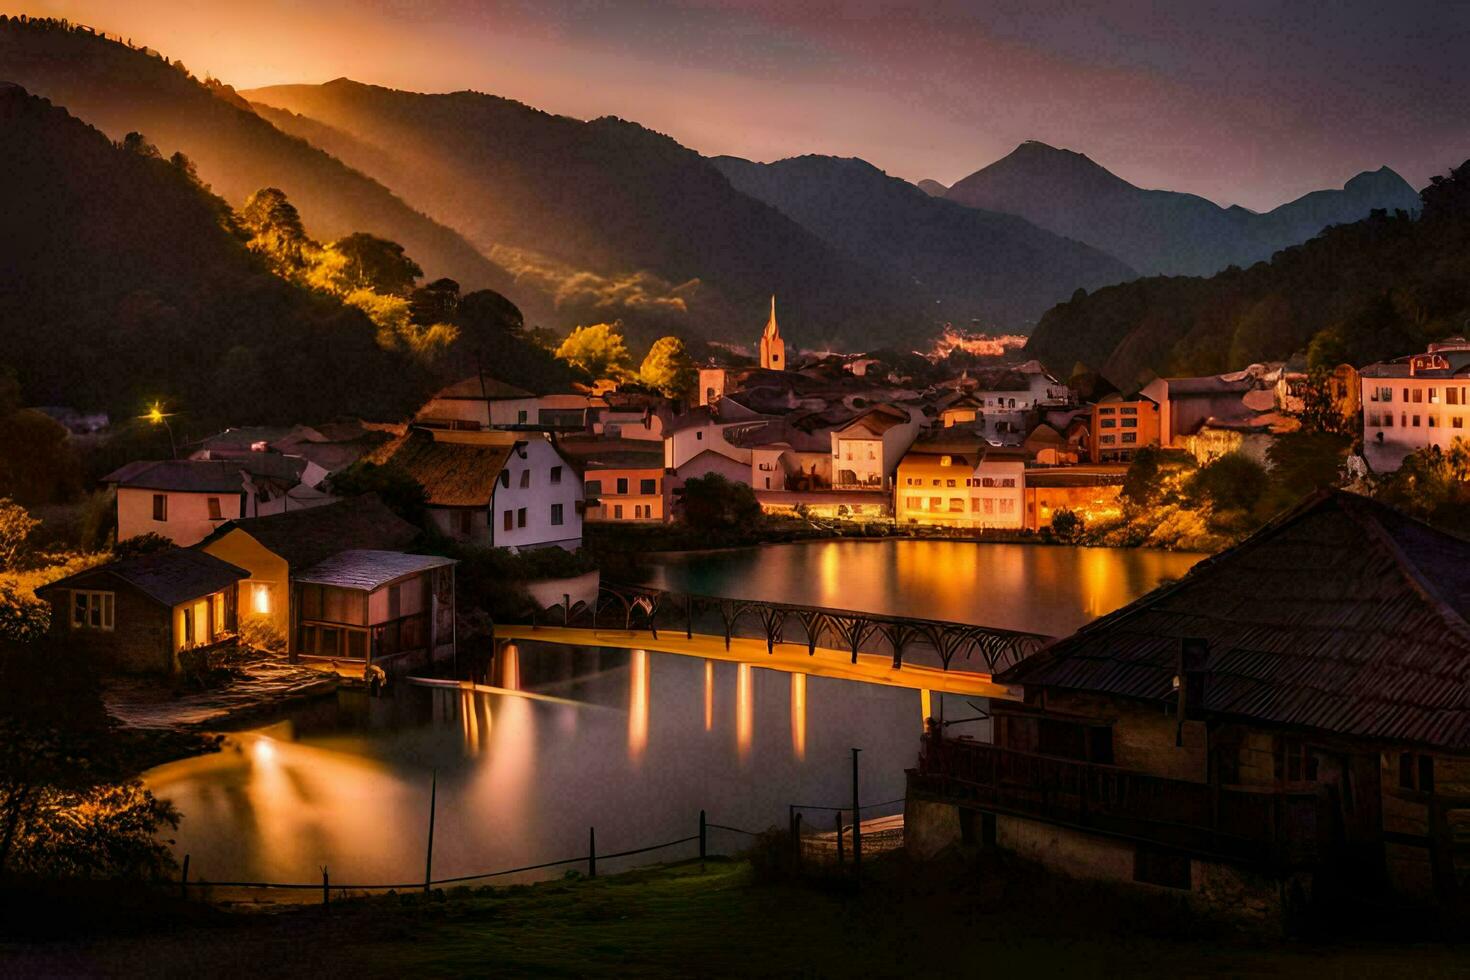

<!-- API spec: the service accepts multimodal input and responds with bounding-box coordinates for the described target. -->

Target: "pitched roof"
[430,376,536,400]
[369,428,514,508]
[201,495,419,570]
[294,550,455,591]
[998,491,1470,751]
[39,549,246,607]
[103,457,306,492]
[834,404,910,436]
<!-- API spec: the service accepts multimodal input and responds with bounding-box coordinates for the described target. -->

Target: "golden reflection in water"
[818,546,842,605]
[736,663,753,764]
[500,643,521,690]
[461,687,484,757]
[920,688,932,724]
[629,649,649,762]
[1081,546,1125,620]
[890,542,981,618]
[704,660,714,731]
[790,672,806,761]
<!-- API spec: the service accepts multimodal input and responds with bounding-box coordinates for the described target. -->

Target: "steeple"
[759,294,786,370]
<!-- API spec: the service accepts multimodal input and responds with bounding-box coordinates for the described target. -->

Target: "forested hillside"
[1025,165,1470,386]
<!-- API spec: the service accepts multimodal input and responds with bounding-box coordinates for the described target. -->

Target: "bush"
[113,532,176,560]
[1050,508,1084,544]
[1189,452,1268,514]
[0,580,49,641]
[677,474,762,533]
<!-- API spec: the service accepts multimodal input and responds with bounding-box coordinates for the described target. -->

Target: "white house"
[370,427,582,551]
[103,458,320,546]
[662,404,763,471]
[829,404,922,490]
[1360,338,1470,472]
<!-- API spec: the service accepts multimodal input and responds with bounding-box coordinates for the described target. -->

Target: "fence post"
[852,747,863,880]
[424,768,438,893]
[179,853,190,900]
[793,812,803,871]
[835,813,844,867]
[699,810,707,869]
[588,827,597,879]
[322,865,330,907]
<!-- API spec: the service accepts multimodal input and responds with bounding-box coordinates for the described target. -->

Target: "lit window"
[252,582,272,615]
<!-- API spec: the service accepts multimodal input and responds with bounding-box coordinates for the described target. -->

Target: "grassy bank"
[6,856,1466,977]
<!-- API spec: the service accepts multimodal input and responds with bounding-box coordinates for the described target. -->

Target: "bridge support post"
[851,747,862,883]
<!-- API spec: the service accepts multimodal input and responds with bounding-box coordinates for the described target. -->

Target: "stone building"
[909,490,1470,925]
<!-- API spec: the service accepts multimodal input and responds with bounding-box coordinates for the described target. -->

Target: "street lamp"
[142,402,177,459]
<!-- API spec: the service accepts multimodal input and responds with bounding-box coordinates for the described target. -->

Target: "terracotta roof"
[295,550,455,591]
[201,495,419,570]
[39,549,246,608]
[999,491,1470,751]
[368,429,514,508]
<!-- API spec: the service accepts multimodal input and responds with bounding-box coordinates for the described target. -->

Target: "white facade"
[1362,371,1470,472]
[664,421,751,471]
[489,437,584,550]
[116,486,249,546]
[830,408,922,490]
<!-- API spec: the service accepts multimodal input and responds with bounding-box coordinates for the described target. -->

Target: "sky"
[27,0,1470,210]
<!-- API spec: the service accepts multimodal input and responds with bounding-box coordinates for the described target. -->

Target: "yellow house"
[895,431,1027,529]
[199,494,418,649]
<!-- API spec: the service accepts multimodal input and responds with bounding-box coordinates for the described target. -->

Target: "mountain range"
[943,141,1422,277]
[710,154,1134,328]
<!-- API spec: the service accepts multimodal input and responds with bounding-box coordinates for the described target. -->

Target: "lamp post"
[143,402,177,459]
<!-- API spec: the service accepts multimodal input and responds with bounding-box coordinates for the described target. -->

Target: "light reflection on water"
[145,543,1200,887]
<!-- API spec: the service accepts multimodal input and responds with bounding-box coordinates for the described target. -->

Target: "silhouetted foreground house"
[37,550,246,674]
[908,490,1470,924]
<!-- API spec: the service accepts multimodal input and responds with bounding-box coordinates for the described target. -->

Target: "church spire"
[764,294,779,339]
[759,294,786,371]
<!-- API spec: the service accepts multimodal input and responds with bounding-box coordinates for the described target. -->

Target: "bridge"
[494,583,1052,700]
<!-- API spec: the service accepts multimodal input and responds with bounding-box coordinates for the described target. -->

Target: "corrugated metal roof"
[998,490,1470,751]
[295,550,455,591]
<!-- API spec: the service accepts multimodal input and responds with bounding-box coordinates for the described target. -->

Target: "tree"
[639,336,696,397]
[314,233,423,297]
[1421,159,1470,225]
[0,499,39,572]
[113,532,176,560]
[555,324,632,380]
[117,131,159,158]
[677,474,761,533]
[0,410,80,506]
[239,187,311,278]
[411,278,463,326]
[1189,452,1268,514]
[1050,508,1084,543]
[327,464,429,527]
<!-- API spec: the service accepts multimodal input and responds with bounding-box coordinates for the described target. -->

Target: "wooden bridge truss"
[530,583,1050,675]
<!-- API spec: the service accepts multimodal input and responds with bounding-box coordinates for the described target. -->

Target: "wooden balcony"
[910,734,1327,868]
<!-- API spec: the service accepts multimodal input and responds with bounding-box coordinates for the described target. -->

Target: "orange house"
[1090,393,1160,463]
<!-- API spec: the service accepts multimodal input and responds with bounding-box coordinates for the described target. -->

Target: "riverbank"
[6,856,1464,977]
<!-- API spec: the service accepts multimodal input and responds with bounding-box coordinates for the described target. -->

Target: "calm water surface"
[147,541,1203,887]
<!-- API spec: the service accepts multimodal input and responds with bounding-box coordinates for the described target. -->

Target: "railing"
[528,582,1051,673]
[911,733,1326,867]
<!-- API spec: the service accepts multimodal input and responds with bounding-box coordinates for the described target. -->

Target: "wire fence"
[173,803,892,904]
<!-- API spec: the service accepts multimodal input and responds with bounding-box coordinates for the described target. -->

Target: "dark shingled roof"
[369,429,514,508]
[39,550,246,608]
[998,491,1470,751]
[200,495,419,570]
[103,457,306,491]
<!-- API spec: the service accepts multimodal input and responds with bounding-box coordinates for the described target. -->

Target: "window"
[1121,418,1137,428]
[1399,753,1435,794]
[586,479,603,496]
[1384,414,1394,427]
[517,410,528,424]
[617,477,629,495]
[614,504,624,520]
[1120,407,1137,415]
[906,496,921,509]
[207,496,223,520]
[705,388,716,402]
[1413,388,1424,403]
[640,478,656,494]
[1274,739,1318,783]
[1430,388,1441,404]
[456,511,474,537]
[948,498,963,512]
[1451,389,1462,406]
[499,471,510,489]
[1456,417,1465,429]
[1098,406,1115,414]
[1121,433,1138,444]
[70,590,114,631]
[946,479,956,488]
[696,431,704,441]
[251,582,273,615]
[1000,478,1016,488]
[1100,419,1116,428]
[983,498,995,515]
[152,493,167,521]
[1101,435,1116,444]
[519,470,530,488]
[1000,499,1015,514]
[929,497,942,510]
[1429,415,1439,428]
[503,510,513,532]
[550,466,563,485]
[1379,386,1394,402]
[1413,415,1422,427]
[517,508,527,528]
[551,503,564,526]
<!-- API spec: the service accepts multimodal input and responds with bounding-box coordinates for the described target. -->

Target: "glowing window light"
[252,583,271,615]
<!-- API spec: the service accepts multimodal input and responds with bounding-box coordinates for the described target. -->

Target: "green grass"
[5,857,1468,977]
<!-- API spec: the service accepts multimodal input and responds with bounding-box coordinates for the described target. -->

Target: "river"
[145,541,1202,890]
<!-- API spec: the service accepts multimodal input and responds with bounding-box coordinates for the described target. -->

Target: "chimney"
[1174,637,1208,744]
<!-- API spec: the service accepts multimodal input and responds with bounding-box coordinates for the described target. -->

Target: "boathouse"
[908,490,1470,924]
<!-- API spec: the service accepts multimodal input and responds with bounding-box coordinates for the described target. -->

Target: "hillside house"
[1360,338,1470,472]
[574,445,665,523]
[371,427,582,550]
[830,404,921,490]
[910,491,1470,923]
[1089,392,1160,463]
[37,549,246,675]
[1140,374,1254,449]
[104,458,320,546]
[199,494,419,649]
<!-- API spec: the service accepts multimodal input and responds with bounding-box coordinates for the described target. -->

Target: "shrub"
[1050,508,1084,544]
[0,580,49,642]
[112,532,176,560]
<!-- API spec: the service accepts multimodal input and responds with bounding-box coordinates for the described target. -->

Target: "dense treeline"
[1026,162,1470,387]
[0,85,571,433]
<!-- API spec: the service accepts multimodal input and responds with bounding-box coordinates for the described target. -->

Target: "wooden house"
[909,490,1470,924]
[36,549,246,674]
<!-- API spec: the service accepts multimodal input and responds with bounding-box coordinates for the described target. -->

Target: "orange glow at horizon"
[790,673,806,761]
[736,663,753,764]
[628,649,649,761]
